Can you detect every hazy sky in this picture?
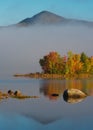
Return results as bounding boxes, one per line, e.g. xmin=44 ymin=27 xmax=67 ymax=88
xmin=0 ymin=0 xmax=93 ymax=25
xmin=0 ymin=1 xmax=93 ymax=77
xmin=0 ymin=26 xmax=93 ymax=77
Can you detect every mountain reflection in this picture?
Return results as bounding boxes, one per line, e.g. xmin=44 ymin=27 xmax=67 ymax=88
xmin=40 ymin=79 xmax=93 ymax=101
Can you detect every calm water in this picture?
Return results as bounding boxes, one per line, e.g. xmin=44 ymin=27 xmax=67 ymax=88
xmin=0 ymin=77 xmax=93 ymax=130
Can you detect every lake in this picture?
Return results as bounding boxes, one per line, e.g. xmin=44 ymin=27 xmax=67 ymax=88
xmin=0 ymin=77 xmax=93 ymax=130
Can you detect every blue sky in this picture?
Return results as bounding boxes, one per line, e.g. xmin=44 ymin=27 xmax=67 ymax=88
xmin=0 ymin=0 xmax=93 ymax=25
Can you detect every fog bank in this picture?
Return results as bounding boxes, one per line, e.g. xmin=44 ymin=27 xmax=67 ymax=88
xmin=0 ymin=26 xmax=93 ymax=77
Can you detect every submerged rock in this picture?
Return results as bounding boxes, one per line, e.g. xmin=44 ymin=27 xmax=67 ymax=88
xmin=0 ymin=90 xmax=39 ymax=101
xmin=7 ymin=90 xmax=39 ymax=99
xmin=12 ymin=95 xmax=39 ymax=99
xmin=0 ymin=91 xmax=8 ymax=99
xmin=63 ymin=88 xmax=87 ymax=104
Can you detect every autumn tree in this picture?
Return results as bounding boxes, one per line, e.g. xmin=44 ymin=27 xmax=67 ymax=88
xmin=39 ymin=51 xmax=93 ymax=75
xmin=64 ymin=51 xmax=83 ymax=74
xmin=90 ymin=56 xmax=93 ymax=73
xmin=39 ymin=51 xmax=64 ymax=74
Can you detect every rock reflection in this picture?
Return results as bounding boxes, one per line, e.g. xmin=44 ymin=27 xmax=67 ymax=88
xmin=40 ymin=80 xmax=65 ymax=100
xmin=63 ymin=89 xmax=87 ymax=104
xmin=40 ymin=79 xmax=93 ymax=101
xmin=64 ymin=79 xmax=93 ymax=96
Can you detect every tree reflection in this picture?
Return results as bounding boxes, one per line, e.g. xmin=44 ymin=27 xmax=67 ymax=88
xmin=40 ymin=80 xmax=65 ymax=100
xmin=65 ymin=79 xmax=93 ymax=96
xmin=40 ymin=79 xmax=93 ymax=101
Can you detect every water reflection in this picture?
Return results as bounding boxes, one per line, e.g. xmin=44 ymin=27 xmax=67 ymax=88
xmin=40 ymin=80 xmax=65 ymax=100
xmin=40 ymin=79 xmax=93 ymax=102
xmin=0 ymin=78 xmax=93 ymax=128
xmin=64 ymin=79 xmax=93 ymax=96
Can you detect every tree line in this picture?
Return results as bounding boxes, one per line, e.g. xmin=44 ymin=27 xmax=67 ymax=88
xmin=39 ymin=51 xmax=93 ymax=75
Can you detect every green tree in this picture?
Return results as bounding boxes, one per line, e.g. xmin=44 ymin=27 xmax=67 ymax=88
xmin=80 ymin=52 xmax=88 ymax=63
xmin=80 ymin=52 xmax=90 ymax=72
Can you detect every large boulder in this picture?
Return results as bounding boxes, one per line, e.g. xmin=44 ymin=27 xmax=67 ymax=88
xmin=63 ymin=88 xmax=87 ymax=104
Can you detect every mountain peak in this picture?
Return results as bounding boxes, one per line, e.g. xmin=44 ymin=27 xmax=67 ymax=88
xmin=18 ymin=10 xmax=66 ymax=26
xmin=18 ymin=10 xmax=93 ymax=27
xmin=34 ymin=10 xmax=65 ymax=19
xmin=38 ymin=10 xmax=52 ymax=14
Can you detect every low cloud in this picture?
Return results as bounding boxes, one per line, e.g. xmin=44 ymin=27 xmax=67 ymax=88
xmin=0 ymin=25 xmax=93 ymax=77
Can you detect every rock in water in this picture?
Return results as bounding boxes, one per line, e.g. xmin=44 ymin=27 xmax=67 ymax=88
xmin=63 ymin=88 xmax=87 ymax=104
xmin=14 ymin=90 xmax=21 ymax=96
xmin=8 ymin=90 xmax=14 ymax=96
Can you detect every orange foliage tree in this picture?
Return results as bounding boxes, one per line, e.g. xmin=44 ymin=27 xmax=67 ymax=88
xmin=39 ymin=51 xmax=93 ymax=74
xmin=39 ymin=51 xmax=64 ymax=74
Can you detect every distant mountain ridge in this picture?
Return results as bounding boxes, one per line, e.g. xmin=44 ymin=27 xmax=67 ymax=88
xmin=17 ymin=10 xmax=93 ymax=27
xmin=18 ymin=11 xmax=67 ymax=26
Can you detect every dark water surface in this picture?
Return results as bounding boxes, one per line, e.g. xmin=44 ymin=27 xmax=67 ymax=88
xmin=0 ymin=77 xmax=93 ymax=130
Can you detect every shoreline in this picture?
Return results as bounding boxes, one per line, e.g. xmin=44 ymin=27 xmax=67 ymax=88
xmin=13 ymin=73 xmax=93 ymax=79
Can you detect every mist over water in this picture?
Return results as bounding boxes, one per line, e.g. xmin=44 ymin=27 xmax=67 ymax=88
xmin=0 ymin=25 xmax=93 ymax=77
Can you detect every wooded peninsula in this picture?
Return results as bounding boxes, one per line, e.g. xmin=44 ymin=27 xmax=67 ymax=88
xmin=14 ymin=51 xmax=93 ymax=79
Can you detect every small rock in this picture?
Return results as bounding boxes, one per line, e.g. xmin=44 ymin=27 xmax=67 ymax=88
xmin=14 ymin=90 xmax=21 ymax=96
xmin=8 ymin=90 xmax=14 ymax=96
